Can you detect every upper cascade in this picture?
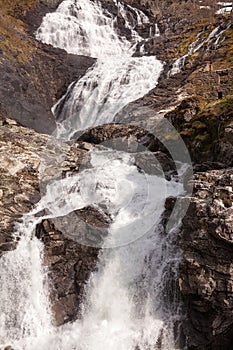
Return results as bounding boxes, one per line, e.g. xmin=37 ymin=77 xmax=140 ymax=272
xmin=36 ymin=0 xmax=163 ymax=140
xmin=36 ymin=0 xmax=138 ymax=58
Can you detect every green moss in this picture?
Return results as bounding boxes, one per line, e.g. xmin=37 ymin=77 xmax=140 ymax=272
xmin=195 ymin=133 xmax=209 ymax=142
xmin=212 ymin=27 xmax=233 ymax=69
xmin=192 ymin=121 xmax=207 ymax=129
xmin=166 ymin=94 xmax=233 ymax=163
xmin=180 ymin=129 xmax=195 ymax=137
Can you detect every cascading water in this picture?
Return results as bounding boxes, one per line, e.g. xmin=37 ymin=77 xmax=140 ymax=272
xmin=0 ymin=1 xmax=188 ymax=349
xmin=36 ymin=0 xmax=163 ymax=140
xmin=169 ymin=22 xmax=231 ymax=76
xmin=0 ymin=150 xmax=185 ymax=350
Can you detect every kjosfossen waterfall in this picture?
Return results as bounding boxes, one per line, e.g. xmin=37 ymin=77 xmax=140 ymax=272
xmin=1 ymin=0 xmax=233 ymax=349
xmin=0 ymin=0 xmax=188 ymax=349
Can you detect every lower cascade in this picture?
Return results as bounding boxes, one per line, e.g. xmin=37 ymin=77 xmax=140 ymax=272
xmin=0 ymin=150 xmax=184 ymax=349
xmin=0 ymin=0 xmax=188 ymax=349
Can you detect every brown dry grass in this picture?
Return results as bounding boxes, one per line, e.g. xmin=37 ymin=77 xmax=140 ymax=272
xmin=0 ymin=0 xmax=39 ymax=62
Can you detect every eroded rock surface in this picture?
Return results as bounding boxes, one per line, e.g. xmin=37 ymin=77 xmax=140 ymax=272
xmin=0 ymin=119 xmax=179 ymax=326
xmin=0 ymin=1 xmax=233 ymax=349
xmin=165 ymin=95 xmax=233 ymax=169
xmin=179 ymin=169 xmax=233 ymax=350
xmin=36 ymin=218 xmax=101 ymax=325
xmin=0 ymin=117 xmax=111 ymax=326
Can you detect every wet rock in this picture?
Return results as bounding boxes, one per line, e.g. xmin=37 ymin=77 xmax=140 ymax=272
xmin=78 ymin=123 xmax=157 ymax=155
xmin=0 ymin=119 xmax=87 ymax=253
xmin=179 ymin=168 xmax=233 ymax=350
xmin=78 ymin=123 xmax=177 ymax=178
xmin=35 ymin=214 xmax=108 ymax=325
xmin=0 ymin=1 xmax=233 ymax=346
xmin=40 ymin=0 xmax=62 ymax=8
xmin=225 ymin=121 xmax=233 ymax=145
xmin=0 ymin=119 xmax=109 ymax=325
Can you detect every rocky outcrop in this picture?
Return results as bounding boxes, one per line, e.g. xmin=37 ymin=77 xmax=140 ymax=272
xmin=133 ymin=2 xmax=233 ymax=115
xmin=78 ymin=123 xmax=177 ymax=179
xmin=0 ymin=118 xmax=103 ymax=324
xmin=78 ymin=123 xmax=155 ymax=147
xmin=186 ymin=68 xmax=233 ymax=101
xmin=1 ymin=0 xmax=231 ymax=134
xmin=36 ymin=218 xmax=101 ymax=325
xmin=0 ymin=119 xmax=178 ymax=326
xmin=179 ymin=168 xmax=233 ymax=350
xmin=0 ymin=51 xmax=95 ymax=133
xmin=165 ymin=95 xmax=233 ymax=168
xmin=0 ymin=117 xmax=49 ymax=251
xmin=0 ymin=115 xmax=89 ymax=242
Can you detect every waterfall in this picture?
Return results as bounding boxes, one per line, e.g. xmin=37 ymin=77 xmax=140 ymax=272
xmin=0 ymin=150 xmax=184 ymax=350
xmin=0 ymin=237 xmax=53 ymax=349
xmin=36 ymin=0 xmax=163 ymax=140
xmin=0 ymin=1 xmax=187 ymax=349
xmin=169 ymin=23 xmax=231 ymax=76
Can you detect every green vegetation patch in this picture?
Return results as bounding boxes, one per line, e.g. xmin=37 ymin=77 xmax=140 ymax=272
xmin=166 ymin=95 xmax=233 ymax=162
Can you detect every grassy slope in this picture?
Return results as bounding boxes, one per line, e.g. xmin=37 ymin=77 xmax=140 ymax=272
xmin=0 ymin=0 xmax=39 ymax=62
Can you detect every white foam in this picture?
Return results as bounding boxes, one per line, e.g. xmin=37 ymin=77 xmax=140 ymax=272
xmin=36 ymin=0 xmax=163 ymax=140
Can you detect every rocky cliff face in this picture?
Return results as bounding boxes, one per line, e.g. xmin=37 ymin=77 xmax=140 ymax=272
xmin=0 ymin=115 xmax=87 ymax=243
xmin=36 ymin=218 xmax=100 ymax=326
xmin=0 ymin=116 xmax=105 ymax=326
xmin=165 ymin=95 xmax=233 ymax=168
xmin=180 ymin=169 xmax=233 ymax=350
xmin=0 ymin=117 xmax=165 ymax=328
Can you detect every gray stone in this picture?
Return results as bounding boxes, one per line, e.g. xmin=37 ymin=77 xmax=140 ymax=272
xmin=179 ymin=168 xmax=233 ymax=350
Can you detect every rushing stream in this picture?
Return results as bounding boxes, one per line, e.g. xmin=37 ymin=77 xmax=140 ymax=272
xmin=0 ymin=1 xmax=188 ymax=349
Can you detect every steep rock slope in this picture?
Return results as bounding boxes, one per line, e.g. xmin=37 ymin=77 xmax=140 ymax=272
xmin=104 ymin=2 xmax=233 ymax=348
xmin=180 ymin=169 xmax=233 ymax=350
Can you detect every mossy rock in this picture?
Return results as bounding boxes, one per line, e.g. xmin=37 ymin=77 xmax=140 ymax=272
xmin=166 ymin=95 xmax=233 ymax=164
